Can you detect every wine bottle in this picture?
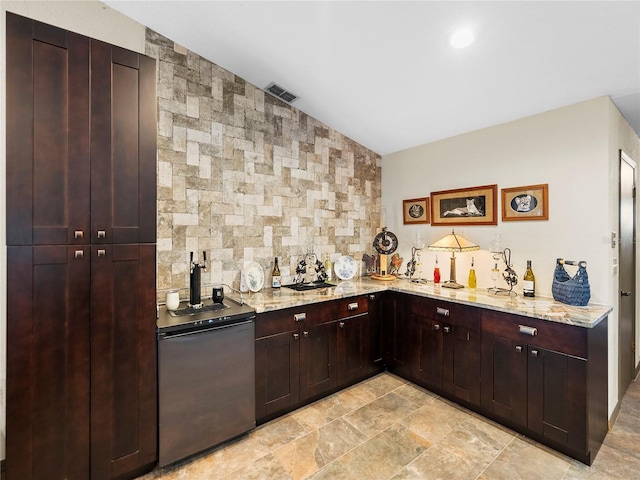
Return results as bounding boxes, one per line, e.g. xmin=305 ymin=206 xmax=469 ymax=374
xmin=523 ymin=260 xmax=535 ymax=297
xmin=272 ymin=256 xmax=281 ymax=288
xmin=468 ymin=257 xmax=477 ymax=289
xmin=324 ymin=254 xmax=333 ymax=281
xmin=433 ymin=255 xmax=441 ymax=284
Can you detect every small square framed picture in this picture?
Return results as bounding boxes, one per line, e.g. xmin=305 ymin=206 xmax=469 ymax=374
xmin=501 ymin=184 xmax=549 ymax=221
xmin=403 ymin=197 xmax=430 ymax=224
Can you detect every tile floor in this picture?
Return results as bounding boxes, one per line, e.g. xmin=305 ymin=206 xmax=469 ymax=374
xmin=140 ymin=373 xmax=640 ymax=480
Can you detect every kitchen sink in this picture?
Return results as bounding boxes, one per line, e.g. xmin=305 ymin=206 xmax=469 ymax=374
xmin=283 ymin=282 xmax=335 ymax=291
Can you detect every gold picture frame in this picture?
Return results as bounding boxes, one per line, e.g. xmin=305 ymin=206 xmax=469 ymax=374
xmin=502 ymin=184 xmax=549 ymax=221
xmin=431 ymin=184 xmax=498 ymax=226
xmin=402 ymin=197 xmax=430 ymax=224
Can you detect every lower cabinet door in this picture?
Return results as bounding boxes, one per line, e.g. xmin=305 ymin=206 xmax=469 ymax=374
xmin=300 ymin=321 xmax=337 ymax=400
xmin=337 ymin=314 xmax=368 ymax=386
xmin=255 ymin=330 xmax=301 ymax=421
xmin=528 ymin=346 xmax=587 ymax=454
xmin=90 ymin=244 xmax=157 ymax=480
xmin=413 ymin=314 xmax=443 ymax=390
xmin=480 ymin=334 xmax=528 ymax=427
xmin=7 ymin=246 xmax=91 ymax=480
xmin=443 ymin=322 xmax=481 ymax=406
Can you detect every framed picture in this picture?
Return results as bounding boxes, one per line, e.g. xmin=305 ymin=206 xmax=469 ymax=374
xmin=403 ymin=197 xmax=430 ymax=224
xmin=431 ymin=184 xmax=498 ymax=226
xmin=502 ymin=183 xmax=549 ymax=221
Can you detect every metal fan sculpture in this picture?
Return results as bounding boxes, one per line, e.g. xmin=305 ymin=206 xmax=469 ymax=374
xmin=372 ymin=227 xmax=399 ymax=281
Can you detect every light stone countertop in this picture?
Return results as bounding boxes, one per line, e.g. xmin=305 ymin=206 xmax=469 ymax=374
xmin=239 ymin=277 xmax=611 ymax=328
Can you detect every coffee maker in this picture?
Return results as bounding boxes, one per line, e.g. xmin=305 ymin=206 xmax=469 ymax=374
xmin=189 ymin=251 xmax=207 ymax=308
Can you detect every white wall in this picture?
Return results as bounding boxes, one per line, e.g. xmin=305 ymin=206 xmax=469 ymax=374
xmin=382 ymin=96 xmax=640 ymax=418
xmin=0 ymin=0 xmax=146 ymax=463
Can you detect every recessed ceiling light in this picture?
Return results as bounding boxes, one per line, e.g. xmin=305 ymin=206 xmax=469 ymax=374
xmin=448 ymin=28 xmax=477 ymax=49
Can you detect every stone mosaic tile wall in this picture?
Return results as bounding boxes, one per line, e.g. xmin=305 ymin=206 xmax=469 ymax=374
xmin=145 ymin=29 xmax=382 ymax=299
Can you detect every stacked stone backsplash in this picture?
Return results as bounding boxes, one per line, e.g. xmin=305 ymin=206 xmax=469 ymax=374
xmin=145 ymin=29 xmax=382 ymax=302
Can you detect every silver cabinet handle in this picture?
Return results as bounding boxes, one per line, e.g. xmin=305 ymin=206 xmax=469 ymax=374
xmin=74 ymin=250 xmax=84 ymax=259
xmin=97 ymin=230 xmax=106 ymax=239
xmin=515 ymin=345 xmax=523 ymax=353
xmin=369 ymin=294 xmax=375 ymax=300
xmin=443 ymin=325 xmax=451 ymax=334
xmin=531 ymin=349 xmax=538 ymax=358
xmin=519 ymin=325 xmax=538 ymax=336
xmin=97 ymin=249 xmax=106 ymax=257
xmin=433 ymin=323 xmax=440 ymax=331
xmin=436 ymin=307 xmax=450 ymax=316
xmin=621 ymin=291 xmax=632 ymax=297
xmin=339 ymin=321 xmax=345 ymax=328
xmin=348 ymin=302 xmax=359 ymax=311
xmin=74 ymin=230 xmax=84 ymax=239
xmin=302 ymin=331 xmax=309 ymax=337
xmin=294 ymin=313 xmax=306 ymax=322
xmin=293 ymin=333 xmax=300 ymax=340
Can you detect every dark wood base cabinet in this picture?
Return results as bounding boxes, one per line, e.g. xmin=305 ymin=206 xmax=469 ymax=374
xmin=385 ymin=291 xmax=608 ymax=466
xmin=255 ymin=295 xmax=380 ymax=423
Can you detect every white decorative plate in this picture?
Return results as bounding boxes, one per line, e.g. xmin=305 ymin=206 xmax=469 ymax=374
xmin=245 ymin=261 xmax=265 ymax=292
xmin=334 ymin=255 xmax=357 ymax=280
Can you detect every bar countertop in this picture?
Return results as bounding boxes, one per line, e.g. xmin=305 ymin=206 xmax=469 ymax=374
xmin=239 ymin=277 xmax=611 ymax=328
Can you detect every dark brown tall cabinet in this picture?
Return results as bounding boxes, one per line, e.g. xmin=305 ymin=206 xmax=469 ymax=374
xmin=6 ymin=13 xmax=158 ymax=480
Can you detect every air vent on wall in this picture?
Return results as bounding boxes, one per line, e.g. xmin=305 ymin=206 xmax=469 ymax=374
xmin=264 ymin=82 xmax=298 ymax=104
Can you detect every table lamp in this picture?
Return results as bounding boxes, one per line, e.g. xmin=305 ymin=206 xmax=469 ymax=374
xmin=427 ymin=229 xmax=479 ymax=288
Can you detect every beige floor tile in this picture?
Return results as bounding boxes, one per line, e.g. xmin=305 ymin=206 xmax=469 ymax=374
xmin=392 ymin=382 xmax=438 ymax=407
xmin=392 ymin=445 xmax=486 ymax=480
xmin=339 ymin=423 xmax=431 ymax=480
xmin=343 ymin=391 xmax=420 ymax=437
xmin=478 ymin=436 xmax=572 ymax=480
xmin=400 ymin=397 xmax=470 ymax=445
xmin=564 ymin=443 xmax=640 ymax=480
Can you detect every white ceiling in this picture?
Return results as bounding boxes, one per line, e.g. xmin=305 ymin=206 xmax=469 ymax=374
xmin=103 ymin=1 xmax=640 ymax=156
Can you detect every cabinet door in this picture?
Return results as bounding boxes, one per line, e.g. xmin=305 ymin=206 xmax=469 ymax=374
xmin=300 ymin=321 xmax=337 ymax=400
xmin=412 ymin=314 xmax=443 ymax=390
xmin=528 ymin=346 xmax=587 ymax=454
xmin=90 ymin=244 xmax=157 ymax=479
xmin=6 ymin=13 xmax=90 ymax=246
xmin=7 ymin=245 xmax=91 ymax=480
xmin=386 ymin=294 xmax=413 ymax=378
xmin=443 ymin=322 xmax=481 ymax=406
xmin=255 ymin=330 xmax=301 ymax=421
xmin=480 ymin=334 xmax=527 ymax=427
xmin=91 ymin=41 xmax=157 ymax=245
xmin=368 ymin=292 xmax=385 ymax=373
xmin=337 ymin=313 xmax=368 ymax=386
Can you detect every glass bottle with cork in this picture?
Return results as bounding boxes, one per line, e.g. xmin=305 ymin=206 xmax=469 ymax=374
xmin=272 ymin=256 xmax=281 ymax=288
xmin=523 ymin=260 xmax=535 ymax=297
xmin=433 ymin=255 xmax=441 ymax=284
xmin=468 ymin=257 xmax=477 ymax=289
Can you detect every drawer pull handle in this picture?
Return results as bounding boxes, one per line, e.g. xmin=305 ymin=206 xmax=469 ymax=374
xmin=515 ymin=345 xmax=523 ymax=353
xmin=518 ymin=325 xmax=538 ymax=336
xmin=97 ymin=249 xmax=106 ymax=257
xmin=339 ymin=321 xmax=345 ymax=328
xmin=294 ymin=313 xmax=306 ymax=322
xmin=74 ymin=230 xmax=84 ymax=239
xmin=74 ymin=250 xmax=84 ymax=259
xmin=348 ymin=302 xmax=359 ymax=311
xmin=436 ymin=307 xmax=450 ymax=316
xmin=97 ymin=230 xmax=106 ymax=239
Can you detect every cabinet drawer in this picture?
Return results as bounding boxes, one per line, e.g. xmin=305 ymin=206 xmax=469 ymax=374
xmin=256 ymin=301 xmax=336 ymax=338
xmin=481 ymin=310 xmax=587 ymax=358
xmin=336 ymin=296 xmax=369 ymax=318
xmin=412 ymin=296 xmax=480 ymax=330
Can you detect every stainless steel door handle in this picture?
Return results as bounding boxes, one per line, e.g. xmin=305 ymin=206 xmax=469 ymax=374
xmin=515 ymin=345 xmax=523 ymax=353
xmin=443 ymin=325 xmax=451 ymax=334
xmin=293 ymin=333 xmax=300 ymax=340
xmin=302 ymin=331 xmax=309 ymax=337
xmin=339 ymin=322 xmax=345 ymax=328
xmin=433 ymin=324 xmax=440 ymax=331
xmin=348 ymin=302 xmax=359 ymax=311
xmin=531 ymin=349 xmax=539 ymax=358
xmin=519 ymin=325 xmax=538 ymax=336
xmin=436 ymin=307 xmax=450 ymax=316
xmin=294 ymin=313 xmax=306 ymax=322
xmin=621 ymin=291 xmax=632 ymax=297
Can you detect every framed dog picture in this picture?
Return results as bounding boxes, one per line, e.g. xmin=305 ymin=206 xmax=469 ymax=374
xmin=502 ymin=184 xmax=549 ymax=221
xmin=403 ymin=197 xmax=430 ymax=224
xmin=431 ymin=184 xmax=498 ymax=226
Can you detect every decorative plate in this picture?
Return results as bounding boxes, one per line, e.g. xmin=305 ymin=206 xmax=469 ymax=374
xmin=245 ymin=261 xmax=265 ymax=292
xmin=334 ymin=255 xmax=357 ymax=280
